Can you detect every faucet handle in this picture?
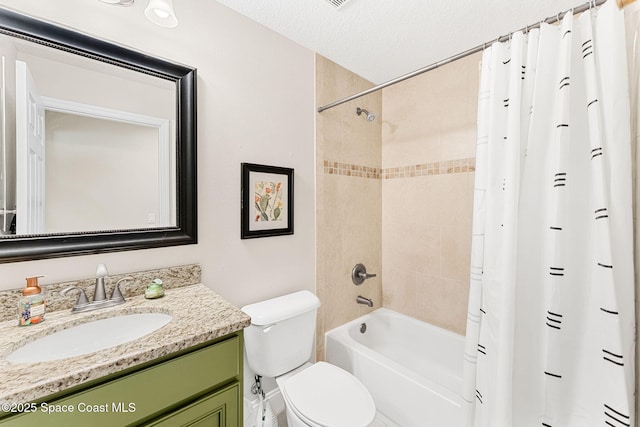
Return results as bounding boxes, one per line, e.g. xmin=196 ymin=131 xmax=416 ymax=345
xmin=96 ymin=263 xmax=109 ymax=278
xmin=351 ymin=263 xmax=377 ymax=285
xmin=61 ymin=286 xmax=90 ymax=311
xmin=110 ymin=276 xmax=133 ymax=302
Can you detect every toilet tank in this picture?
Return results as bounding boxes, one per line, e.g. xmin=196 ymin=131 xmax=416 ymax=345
xmin=242 ymin=291 xmax=321 ymax=378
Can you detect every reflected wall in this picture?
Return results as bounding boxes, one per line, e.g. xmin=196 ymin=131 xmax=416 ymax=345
xmin=0 ymin=34 xmax=176 ymax=235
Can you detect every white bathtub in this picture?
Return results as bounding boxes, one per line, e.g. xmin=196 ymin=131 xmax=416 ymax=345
xmin=325 ymin=308 xmax=465 ymax=427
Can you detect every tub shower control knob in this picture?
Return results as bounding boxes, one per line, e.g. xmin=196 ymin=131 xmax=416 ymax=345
xmin=352 ymin=263 xmax=377 ymax=285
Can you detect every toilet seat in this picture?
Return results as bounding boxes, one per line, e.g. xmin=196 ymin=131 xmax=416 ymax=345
xmin=281 ymin=362 xmax=376 ymax=427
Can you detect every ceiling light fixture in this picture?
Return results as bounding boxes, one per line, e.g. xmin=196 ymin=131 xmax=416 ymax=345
xmin=144 ymin=0 xmax=178 ymax=28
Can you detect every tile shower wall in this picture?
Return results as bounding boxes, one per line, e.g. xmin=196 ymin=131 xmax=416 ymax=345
xmin=316 ymin=52 xmax=479 ymax=355
xmin=381 ymin=53 xmax=481 ymax=335
xmin=315 ymin=55 xmax=382 ymax=360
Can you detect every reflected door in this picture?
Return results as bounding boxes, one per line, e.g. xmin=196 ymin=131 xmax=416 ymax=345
xmin=16 ymin=60 xmax=45 ymax=234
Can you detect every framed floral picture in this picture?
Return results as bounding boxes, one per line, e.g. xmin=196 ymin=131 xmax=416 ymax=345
xmin=241 ymin=163 xmax=294 ymax=239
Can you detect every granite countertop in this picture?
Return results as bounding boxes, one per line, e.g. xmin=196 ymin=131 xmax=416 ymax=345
xmin=0 ymin=284 xmax=251 ymax=405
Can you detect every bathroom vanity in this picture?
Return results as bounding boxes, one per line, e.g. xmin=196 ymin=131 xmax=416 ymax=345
xmin=0 ymin=283 xmax=250 ymax=426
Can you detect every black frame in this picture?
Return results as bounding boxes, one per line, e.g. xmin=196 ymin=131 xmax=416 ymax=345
xmin=0 ymin=7 xmax=197 ymax=263
xmin=241 ymin=163 xmax=294 ymax=239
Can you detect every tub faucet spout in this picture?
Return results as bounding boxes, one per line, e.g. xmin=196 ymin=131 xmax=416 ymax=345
xmin=356 ymin=295 xmax=373 ymax=307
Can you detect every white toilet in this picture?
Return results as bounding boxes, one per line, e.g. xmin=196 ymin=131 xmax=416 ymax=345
xmin=242 ymin=290 xmax=376 ymax=427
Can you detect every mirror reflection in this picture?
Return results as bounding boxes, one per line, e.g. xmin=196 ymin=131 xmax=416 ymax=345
xmin=0 ymin=34 xmax=177 ymax=236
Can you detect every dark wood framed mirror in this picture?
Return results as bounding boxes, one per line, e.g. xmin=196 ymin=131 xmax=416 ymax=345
xmin=0 ymin=7 xmax=197 ymax=263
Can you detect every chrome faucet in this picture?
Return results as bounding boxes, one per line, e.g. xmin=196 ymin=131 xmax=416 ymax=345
xmin=61 ymin=264 xmax=132 ymax=313
xmin=356 ymin=295 xmax=374 ymax=307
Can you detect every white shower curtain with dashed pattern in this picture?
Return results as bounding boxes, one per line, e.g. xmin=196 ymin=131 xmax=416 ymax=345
xmin=462 ymin=1 xmax=635 ymax=426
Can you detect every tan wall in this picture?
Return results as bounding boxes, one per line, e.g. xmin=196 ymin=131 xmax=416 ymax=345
xmin=381 ymin=53 xmax=480 ymax=335
xmin=315 ymin=55 xmax=382 ymax=360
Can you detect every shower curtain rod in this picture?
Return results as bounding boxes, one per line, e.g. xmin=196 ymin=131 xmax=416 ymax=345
xmin=317 ymin=0 xmax=630 ymax=113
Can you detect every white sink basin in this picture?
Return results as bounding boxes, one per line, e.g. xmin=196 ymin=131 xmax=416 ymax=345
xmin=6 ymin=312 xmax=172 ymax=363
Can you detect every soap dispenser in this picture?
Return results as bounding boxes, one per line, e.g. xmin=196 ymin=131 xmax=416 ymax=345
xmin=18 ymin=275 xmax=46 ymax=326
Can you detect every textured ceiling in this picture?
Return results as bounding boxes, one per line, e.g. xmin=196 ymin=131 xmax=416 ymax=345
xmin=214 ymin=0 xmax=590 ymax=84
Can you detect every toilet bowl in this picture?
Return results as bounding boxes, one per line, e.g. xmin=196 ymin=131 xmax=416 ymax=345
xmin=242 ymin=291 xmax=376 ymax=427
xmin=276 ymin=362 xmax=376 ymax=427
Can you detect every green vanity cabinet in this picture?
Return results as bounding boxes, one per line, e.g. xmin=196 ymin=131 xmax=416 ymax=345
xmin=0 ymin=332 xmax=243 ymax=427
xmin=147 ymin=383 xmax=238 ymax=427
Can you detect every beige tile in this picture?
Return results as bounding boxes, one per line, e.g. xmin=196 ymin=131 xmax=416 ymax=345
xmin=316 ymin=53 xmax=384 ymax=351
xmin=381 ymin=51 xmax=481 ymax=169
xmin=316 ymin=55 xmax=362 ymax=106
xmin=315 ymin=301 xmax=326 ymax=361
xmin=440 ymin=123 xmax=477 ymax=161
xmin=407 ymin=175 xmax=442 ymax=226
xmin=383 ymin=220 xmax=441 ymax=276
xmin=382 ymin=266 xmax=417 ymax=316
xmin=378 ymin=54 xmax=477 ymax=336
xmin=343 ymin=104 xmax=382 ymax=167
xmin=441 ymin=223 xmax=472 ymax=282
xmin=435 ymin=173 xmax=474 ymax=229
xmin=415 ymin=275 xmax=468 ymax=335
xmin=381 ymin=122 xmax=442 ymax=169
xmin=323 ymin=270 xmax=357 ymax=332
xmin=316 ymin=179 xmax=344 ymax=274
xmin=316 ymin=338 xmax=325 ymax=362
xmin=317 ymin=48 xmax=479 ymax=340
xmin=316 ymin=108 xmax=343 ymax=160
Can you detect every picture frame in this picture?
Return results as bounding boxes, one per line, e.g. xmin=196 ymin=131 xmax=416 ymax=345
xmin=241 ymin=163 xmax=294 ymax=239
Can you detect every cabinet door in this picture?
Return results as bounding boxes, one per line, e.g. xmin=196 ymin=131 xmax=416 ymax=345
xmin=147 ymin=383 xmax=239 ymax=427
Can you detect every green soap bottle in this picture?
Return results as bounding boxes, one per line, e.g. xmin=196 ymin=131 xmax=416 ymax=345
xmin=18 ymin=275 xmax=46 ymax=326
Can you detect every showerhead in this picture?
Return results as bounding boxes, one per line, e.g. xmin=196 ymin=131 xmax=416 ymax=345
xmin=356 ymin=107 xmax=376 ymax=122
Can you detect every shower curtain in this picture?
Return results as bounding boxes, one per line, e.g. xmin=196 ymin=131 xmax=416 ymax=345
xmin=462 ymin=1 xmax=635 ymax=426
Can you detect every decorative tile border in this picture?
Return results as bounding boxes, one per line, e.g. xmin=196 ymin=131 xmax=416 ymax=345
xmin=384 ymin=157 xmax=476 ymax=179
xmin=323 ymin=158 xmax=475 ymax=180
xmin=323 ymin=160 xmax=382 ymax=179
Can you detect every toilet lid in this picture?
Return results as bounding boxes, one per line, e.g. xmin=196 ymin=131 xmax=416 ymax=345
xmin=282 ymin=362 xmax=376 ymax=427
